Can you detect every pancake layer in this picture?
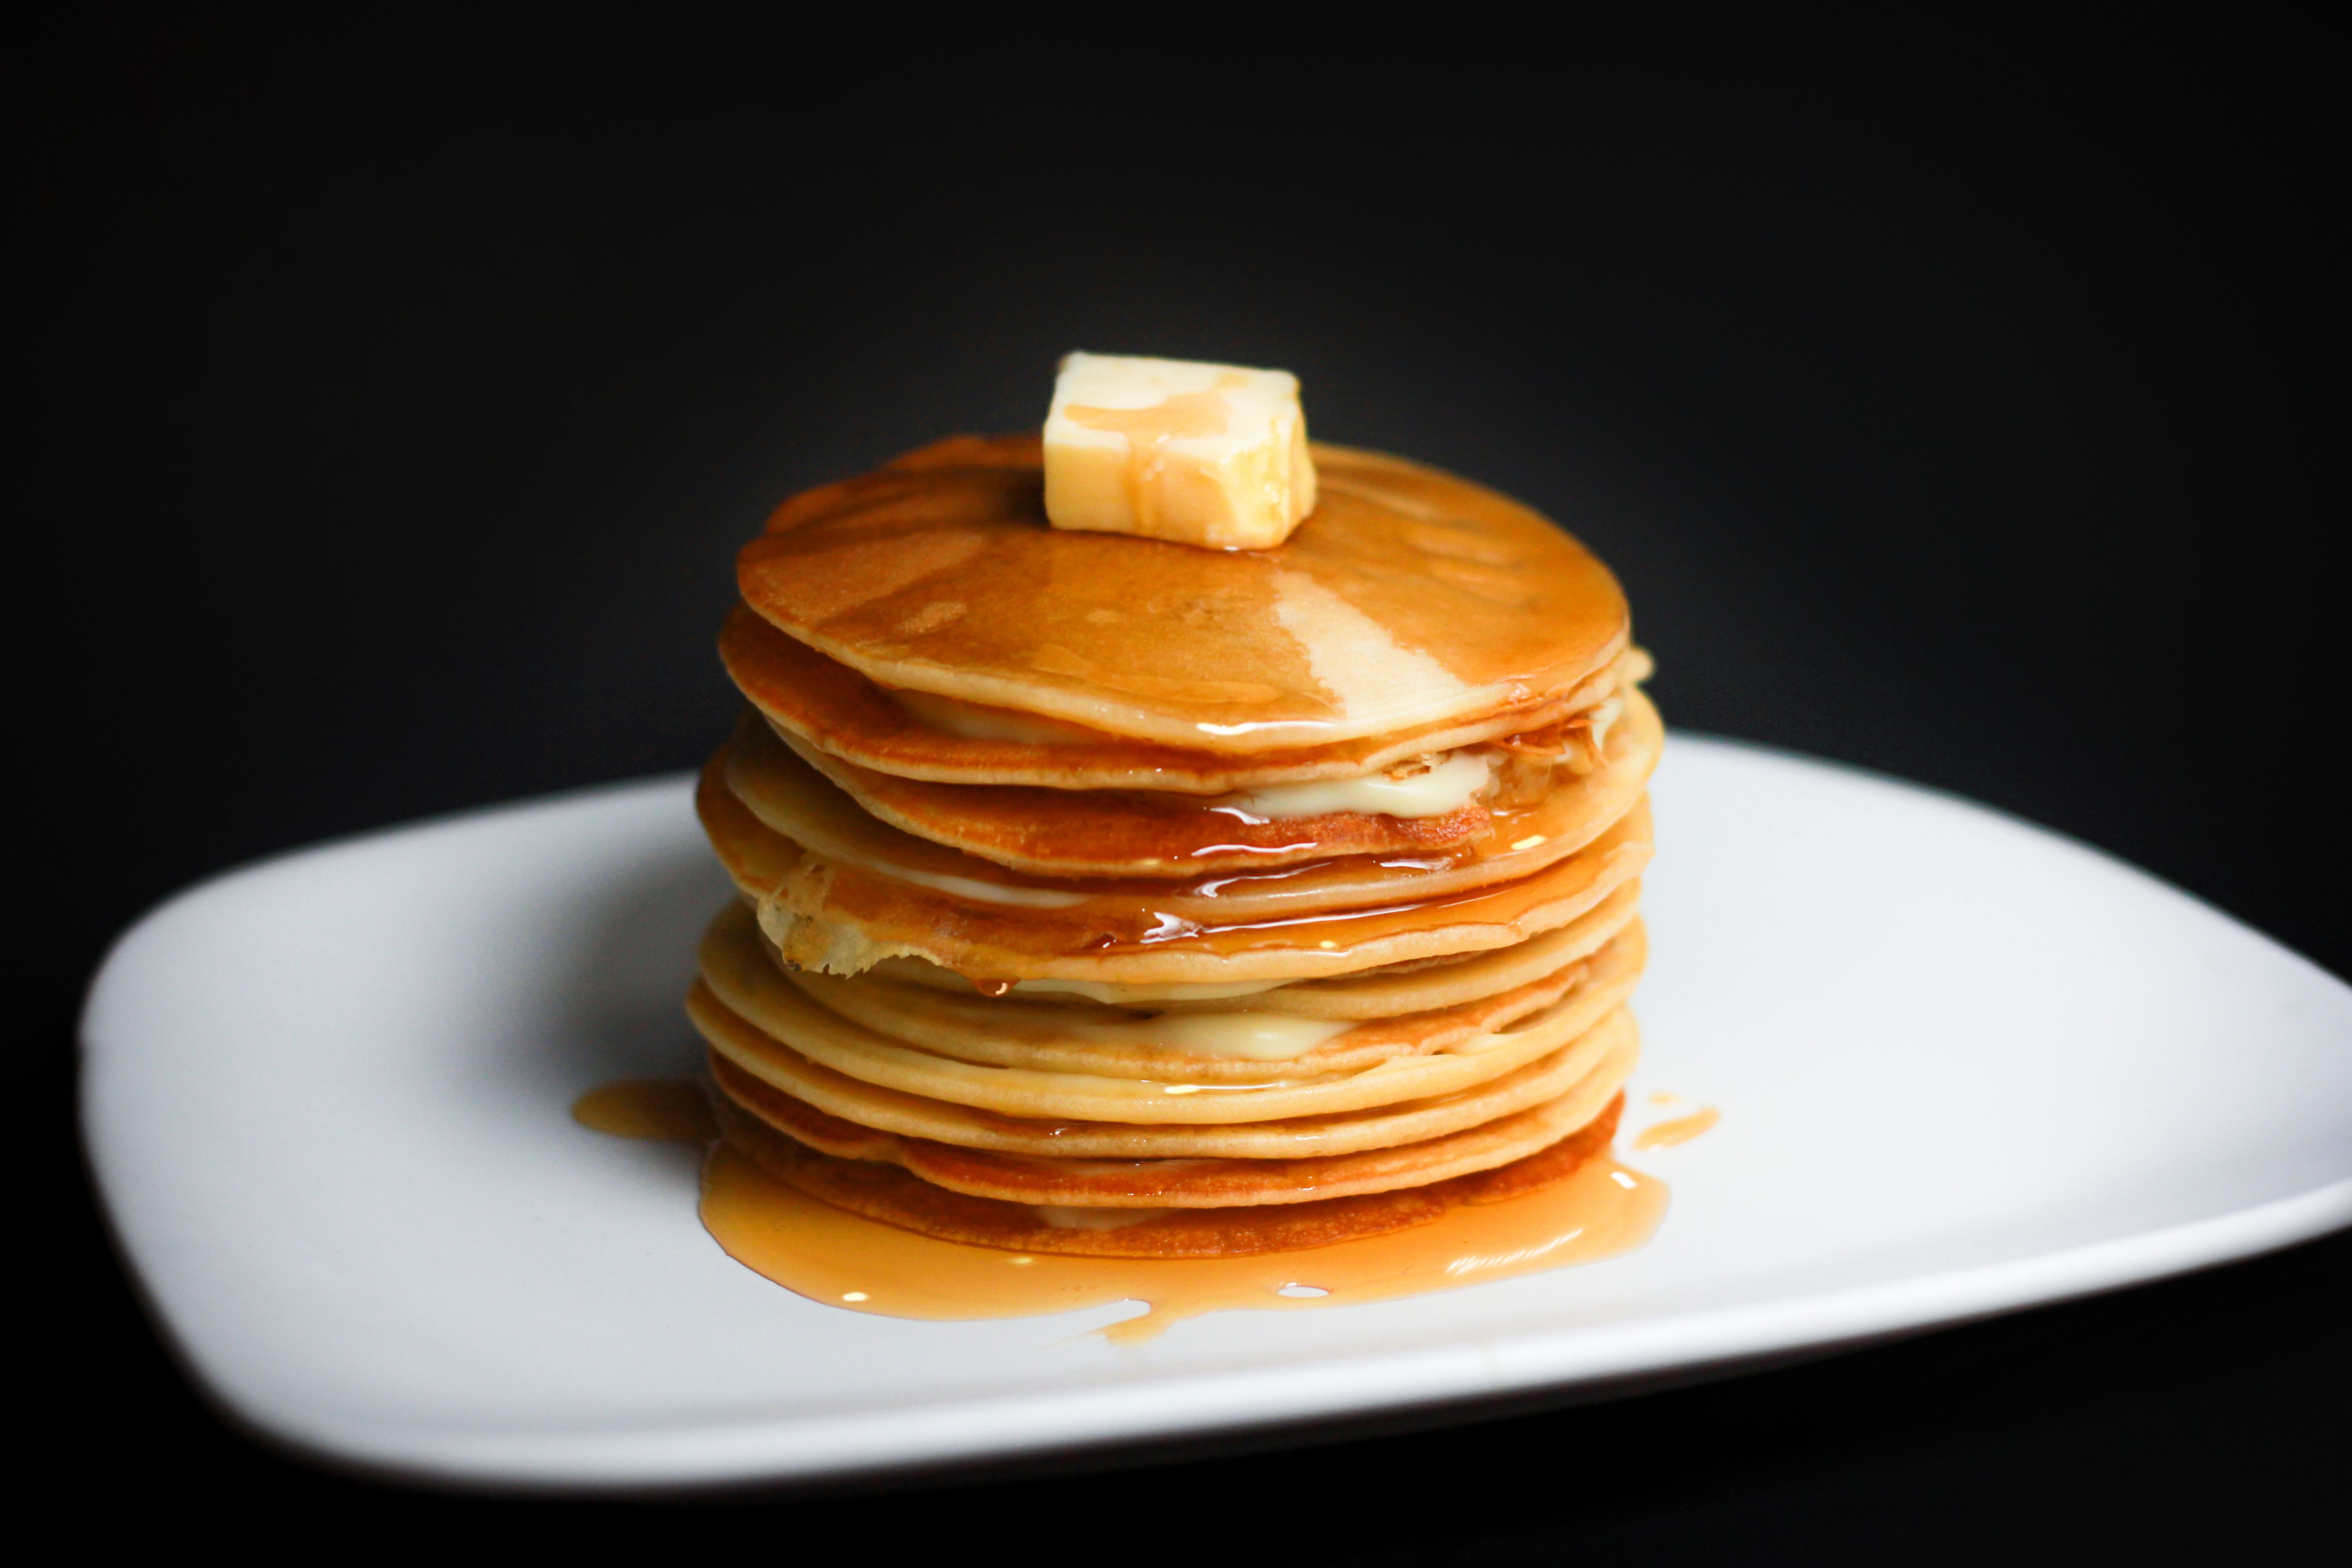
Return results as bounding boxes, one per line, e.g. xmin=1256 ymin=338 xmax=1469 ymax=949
xmin=710 ymin=1036 xmax=1632 ymax=1208
xmin=689 ymin=977 xmax=1637 ymax=1160
xmin=723 ymin=600 xmax=1649 ymax=793
xmin=865 ymin=877 xmax=1644 ymax=1016
xmin=737 ymin=436 xmax=1630 ymax=753
xmin=723 ymin=687 xmax=1660 ymax=910
xmin=687 ymin=435 xmax=1659 ymax=1258
xmin=715 ymin=1080 xmax=1628 ymax=1258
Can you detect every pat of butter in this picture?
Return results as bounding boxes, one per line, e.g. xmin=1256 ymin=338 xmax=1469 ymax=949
xmin=1044 ymin=352 xmax=1317 ymax=550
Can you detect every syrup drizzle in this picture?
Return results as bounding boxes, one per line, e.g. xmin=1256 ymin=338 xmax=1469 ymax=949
xmin=574 ymin=1079 xmax=1669 ymax=1342
xmin=1633 ymin=1107 xmax=1720 ymax=1149
xmin=1064 ymin=378 xmax=1250 ymax=531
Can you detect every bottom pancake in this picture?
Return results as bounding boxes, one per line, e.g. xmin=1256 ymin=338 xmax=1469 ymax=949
xmin=709 ymin=1013 xmax=1634 ymax=1206
xmin=713 ymin=1083 xmax=1627 ymax=1259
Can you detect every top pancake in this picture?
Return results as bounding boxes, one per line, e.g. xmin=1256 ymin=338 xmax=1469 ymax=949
xmin=737 ymin=435 xmax=1630 ymax=755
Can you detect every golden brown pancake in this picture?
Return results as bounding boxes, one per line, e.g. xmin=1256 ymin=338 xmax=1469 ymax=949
xmin=730 ymin=783 xmax=1652 ymax=984
xmin=759 ymin=914 xmax=1648 ymax=1083
xmin=719 ymin=691 xmax=1661 ymax=912
xmin=773 ymin=725 xmax=1489 ymax=876
xmin=712 ymin=1074 xmax=1627 ymax=1258
xmin=708 ymin=1032 xmax=1630 ymax=1208
xmin=686 ymin=430 xmax=1658 ymax=1262
xmin=866 ymin=877 xmax=1644 ymax=1018
xmin=760 ymin=681 xmax=1656 ymax=878
xmin=696 ymin=747 xmax=1647 ymax=1002
xmin=735 ymin=436 xmax=1630 ymax=754
xmin=689 ymin=977 xmax=1637 ymax=1159
xmin=698 ymin=902 xmax=1640 ymax=1122
xmin=721 ymin=601 xmax=1645 ymax=793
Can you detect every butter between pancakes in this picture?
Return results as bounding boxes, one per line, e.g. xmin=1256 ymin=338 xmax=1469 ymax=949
xmin=679 ymin=379 xmax=1663 ymax=1278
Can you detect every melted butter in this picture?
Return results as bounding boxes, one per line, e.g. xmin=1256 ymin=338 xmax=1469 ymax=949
xmin=926 ymin=1006 xmax=1354 ymax=1067
xmin=575 ymin=1078 xmax=1668 ymax=1343
xmin=776 ymin=1015 xmax=1322 ymax=1105
xmin=1633 ymin=1107 xmax=1720 ymax=1148
xmin=701 ymin=1141 xmax=1667 ymax=1342
xmin=1062 ymin=1010 xmax=1353 ymax=1062
xmin=870 ymin=958 xmax=1286 ymax=1005
xmin=1585 ymin=695 xmax=1625 ymax=756
xmin=1217 ymin=750 xmax=1495 ymax=821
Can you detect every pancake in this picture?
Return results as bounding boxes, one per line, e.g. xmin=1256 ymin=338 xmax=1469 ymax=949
xmin=688 ymin=976 xmax=1637 ymax=1159
xmin=720 ymin=687 xmax=1662 ymax=909
xmin=691 ymin=752 xmax=1656 ymax=1006
xmin=729 ymin=784 xmax=1652 ymax=984
xmin=735 ymin=436 xmax=1630 ymax=754
xmin=761 ymin=679 xmax=1656 ymax=878
xmin=774 ymin=724 xmax=1489 ymax=876
xmin=722 ymin=600 xmax=1648 ymax=793
xmin=712 ymin=1076 xmax=1628 ymax=1258
xmin=697 ymin=749 xmax=799 ymax=890
xmin=681 ymin=422 xmax=1659 ymax=1268
xmin=708 ymin=1024 xmax=1632 ymax=1208
xmin=865 ymin=877 xmax=1644 ymax=1017
xmin=698 ymin=901 xmax=1642 ymax=1122
xmin=774 ymin=919 xmax=1648 ymax=1083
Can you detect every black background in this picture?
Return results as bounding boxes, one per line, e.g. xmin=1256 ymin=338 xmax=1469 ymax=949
xmin=16 ymin=10 xmax=2347 ymax=1559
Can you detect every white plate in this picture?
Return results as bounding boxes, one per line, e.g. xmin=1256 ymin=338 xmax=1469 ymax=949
xmin=82 ymin=737 xmax=2352 ymax=1490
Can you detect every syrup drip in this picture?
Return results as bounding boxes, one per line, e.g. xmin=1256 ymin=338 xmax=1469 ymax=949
xmin=575 ymin=1079 xmax=1669 ymax=1342
xmin=572 ymin=1079 xmax=717 ymax=1142
xmin=1633 ymin=1107 xmax=1720 ymax=1149
xmin=1064 ymin=377 xmax=1249 ymax=530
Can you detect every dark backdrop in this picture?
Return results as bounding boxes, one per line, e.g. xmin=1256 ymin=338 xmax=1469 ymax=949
xmin=17 ymin=11 xmax=2347 ymax=1559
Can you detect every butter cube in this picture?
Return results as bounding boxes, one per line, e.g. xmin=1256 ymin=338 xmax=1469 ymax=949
xmin=1044 ymin=352 xmax=1317 ymax=550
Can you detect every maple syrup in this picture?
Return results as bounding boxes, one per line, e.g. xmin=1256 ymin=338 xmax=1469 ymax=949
xmin=575 ymin=1079 xmax=1667 ymax=1342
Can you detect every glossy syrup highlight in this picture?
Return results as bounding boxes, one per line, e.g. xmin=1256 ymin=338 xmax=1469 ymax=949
xmin=575 ymin=1079 xmax=1668 ymax=1342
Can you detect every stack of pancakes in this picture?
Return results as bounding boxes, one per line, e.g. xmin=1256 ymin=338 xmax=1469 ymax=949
xmin=688 ymin=434 xmax=1660 ymax=1259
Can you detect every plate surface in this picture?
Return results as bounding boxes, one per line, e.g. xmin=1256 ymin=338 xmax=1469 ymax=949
xmin=82 ymin=737 xmax=2352 ymax=1488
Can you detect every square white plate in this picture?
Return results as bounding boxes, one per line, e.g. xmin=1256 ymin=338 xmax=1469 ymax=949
xmin=82 ymin=736 xmax=2352 ymax=1489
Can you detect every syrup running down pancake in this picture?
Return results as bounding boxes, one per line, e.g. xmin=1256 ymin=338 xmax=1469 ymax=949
xmin=680 ymin=428 xmax=1660 ymax=1274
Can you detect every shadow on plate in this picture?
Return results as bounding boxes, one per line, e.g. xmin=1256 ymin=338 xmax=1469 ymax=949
xmin=518 ymin=828 xmax=730 ymax=1109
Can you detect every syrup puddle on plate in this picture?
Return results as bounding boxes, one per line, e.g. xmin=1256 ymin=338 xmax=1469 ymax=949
xmin=577 ymin=1079 xmax=1670 ymax=1342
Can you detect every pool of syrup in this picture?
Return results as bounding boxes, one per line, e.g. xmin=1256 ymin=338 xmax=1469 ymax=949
xmin=577 ymin=1079 xmax=1671 ymax=1342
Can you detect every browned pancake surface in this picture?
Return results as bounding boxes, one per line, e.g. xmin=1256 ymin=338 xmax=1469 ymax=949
xmin=714 ymin=1080 xmax=1625 ymax=1258
xmin=711 ymin=1049 xmax=1626 ymax=1207
xmin=735 ymin=436 xmax=1630 ymax=754
xmin=866 ymin=878 xmax=1644 ymax=1018
xmin=777 ymin=727 xmax=1489 ymax=875
xmin=729 ymin=779 xmax=1653 ymax=984
xmin=719 ymin=692 xmax=1660 ymax=921
xmin=781 ymin=918 xmax=1646 ymax=1082
xmin=721 ymin=602 xmax=1635 ymax=793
